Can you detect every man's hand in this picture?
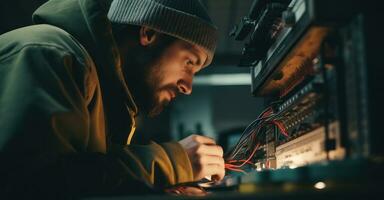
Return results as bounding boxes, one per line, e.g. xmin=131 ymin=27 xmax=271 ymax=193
xmin=178 ymin=134 xmax=225 ymax=181
xmin=165 ymin=186 xmax=207 ymax=196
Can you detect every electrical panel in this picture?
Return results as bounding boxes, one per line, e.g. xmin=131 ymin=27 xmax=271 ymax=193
xmin=204 ymin=0 xmax=384 ymax=193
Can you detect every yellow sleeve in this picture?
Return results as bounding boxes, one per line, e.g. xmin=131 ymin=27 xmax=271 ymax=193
xmin=110 ymin=141 xmax=194 ymax=188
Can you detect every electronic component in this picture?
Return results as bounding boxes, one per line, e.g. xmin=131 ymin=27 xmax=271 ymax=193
xmin=275 ymin=121 xmax=345 ymax=169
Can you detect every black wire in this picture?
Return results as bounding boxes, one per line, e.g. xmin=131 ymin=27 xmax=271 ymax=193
xmin=225 ymin=101 xmax=286 ymax=162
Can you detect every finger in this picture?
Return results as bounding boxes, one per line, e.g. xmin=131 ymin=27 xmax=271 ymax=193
xmin=192 ymin=135 xmax=216 ymax=145
xmin=196 ymin=155 xmax=225 ymax=167
xmin=179 ymin=187 xmax=207 ymax=196
xmin=196 ymin=144 xmax=224 ymax=157
xmin=201 ymin=164 xmax=225 ymax=181
xmin=211 ymin=174 xmax=221 ymax=182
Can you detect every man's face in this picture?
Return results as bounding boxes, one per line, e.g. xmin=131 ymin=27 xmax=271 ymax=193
xmin=127 ymin=38 xmax=208 ymax=117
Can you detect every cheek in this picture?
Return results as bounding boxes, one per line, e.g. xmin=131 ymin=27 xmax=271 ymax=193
xmin=152 ymin=64 xmax=182 ymax=89
xmin=156 ymin=90 xmax=169 ymax=99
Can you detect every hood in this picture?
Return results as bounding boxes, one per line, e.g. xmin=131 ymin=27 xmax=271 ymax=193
xmin=32 ymin=0 xmax=138 ymax=115
xmin=32 ymin=0 xmax=138 ymax=144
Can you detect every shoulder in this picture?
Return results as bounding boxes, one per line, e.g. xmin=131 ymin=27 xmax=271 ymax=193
xmin=0 ymin=24 xmax=99 ymax=103
xmin=0 ymin=24 xmax=92 ymax=68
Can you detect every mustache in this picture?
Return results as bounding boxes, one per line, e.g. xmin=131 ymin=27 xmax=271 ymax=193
xmin=158 ymin=84 xmax=180 ymax=98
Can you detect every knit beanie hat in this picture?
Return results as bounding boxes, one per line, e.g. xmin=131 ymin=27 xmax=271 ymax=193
xmin=107 ymin=0 xmax=218 ymax=66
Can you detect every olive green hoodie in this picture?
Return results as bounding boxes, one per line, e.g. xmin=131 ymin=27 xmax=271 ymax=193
xmin=0 ymin=0 xmax=193 ymax=197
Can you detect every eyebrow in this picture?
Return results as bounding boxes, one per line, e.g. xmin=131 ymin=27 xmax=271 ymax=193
xmin=184 ymin=43 xmax=207 ymax=67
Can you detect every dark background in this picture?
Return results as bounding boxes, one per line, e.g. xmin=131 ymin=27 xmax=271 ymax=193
xmin=0 ymin=0 xmax=48 ymax=34
xmin=0 ymin=0 xmax=263 ymax=145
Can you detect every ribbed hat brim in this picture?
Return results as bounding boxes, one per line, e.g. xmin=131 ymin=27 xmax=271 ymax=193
xmin=108 ymin=0 xmax=218 ymax=66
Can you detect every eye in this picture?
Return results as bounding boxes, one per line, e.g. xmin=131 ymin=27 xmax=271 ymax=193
xmin=187 ymin=59 xmax=194 ymax=66
xmin=187 ymin=59 xmax=193 ymax=65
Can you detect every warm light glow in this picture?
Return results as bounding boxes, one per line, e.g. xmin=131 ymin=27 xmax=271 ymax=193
xmin=312 ymin=58 xmax=319 ymax=64
xmin=194 ymin=74 xmax=251 ymax=86
xmin=289 ymin=165 xmax=298 ymax=169
xmin=314 ymin=181 xmax=326 ymax=190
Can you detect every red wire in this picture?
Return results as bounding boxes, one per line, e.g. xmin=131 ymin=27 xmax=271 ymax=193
xmin=226 ymin=107 xmax=274 ymax=161
xmin=261 ymin=108 xmax=273 ymax=118
xmin=225 ymin=143 xmax=260 ymax=168
xmin=225 ymin=163 xmax=238 ymax=167
xmin=227 ymin=160 xmax=254 ymax=165
xmin=271 ymin=120 xmax=289 ymax=137
xmin=225 ymin=166 xmax=246 ymax=174
xmin=225 ymin=109 xmax=289 ymax=172
xmin=224 ymin=163 xmax=252 ymax=169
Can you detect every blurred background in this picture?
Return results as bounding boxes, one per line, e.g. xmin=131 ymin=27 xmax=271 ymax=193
xmin=0 ymin=0 xmax=264 ymax=151
xmin=134 ymin=0 xmax=265 ymax=151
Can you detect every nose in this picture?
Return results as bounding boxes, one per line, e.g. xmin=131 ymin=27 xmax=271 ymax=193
xmin=177 ymin=79 xmax=193 ymax=95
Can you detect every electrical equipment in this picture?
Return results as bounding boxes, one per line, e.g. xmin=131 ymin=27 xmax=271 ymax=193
xmin=222 ymin=0 xmax=384 ymax=190
xmin=275 ymin=121 xmax=345 ymax=169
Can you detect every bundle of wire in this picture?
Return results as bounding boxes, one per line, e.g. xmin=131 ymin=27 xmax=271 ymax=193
xmin=224 ymin=106 xmax=289 ymax=174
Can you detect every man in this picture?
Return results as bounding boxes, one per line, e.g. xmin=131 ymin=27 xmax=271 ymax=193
xmin=0 ymin=0 xmax=224 ymax=198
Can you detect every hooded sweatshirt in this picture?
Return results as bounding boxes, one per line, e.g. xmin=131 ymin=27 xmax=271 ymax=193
xmin=0 ymin=0 xmax=193 ymax=197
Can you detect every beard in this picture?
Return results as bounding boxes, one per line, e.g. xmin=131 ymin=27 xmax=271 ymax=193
xmin=126 ymin=65 xmax=177 ymax=117
xmin=123 ymin=56 xmax=161 ymax=117
xmin=122 ymin=39 xmax=176 ymax=117
xmin=146 ymin=84 xmax=179 ymax=117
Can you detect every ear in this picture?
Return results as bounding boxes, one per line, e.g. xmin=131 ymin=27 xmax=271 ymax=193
xmin=139 ymin=26 xmax=158 ymax=46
